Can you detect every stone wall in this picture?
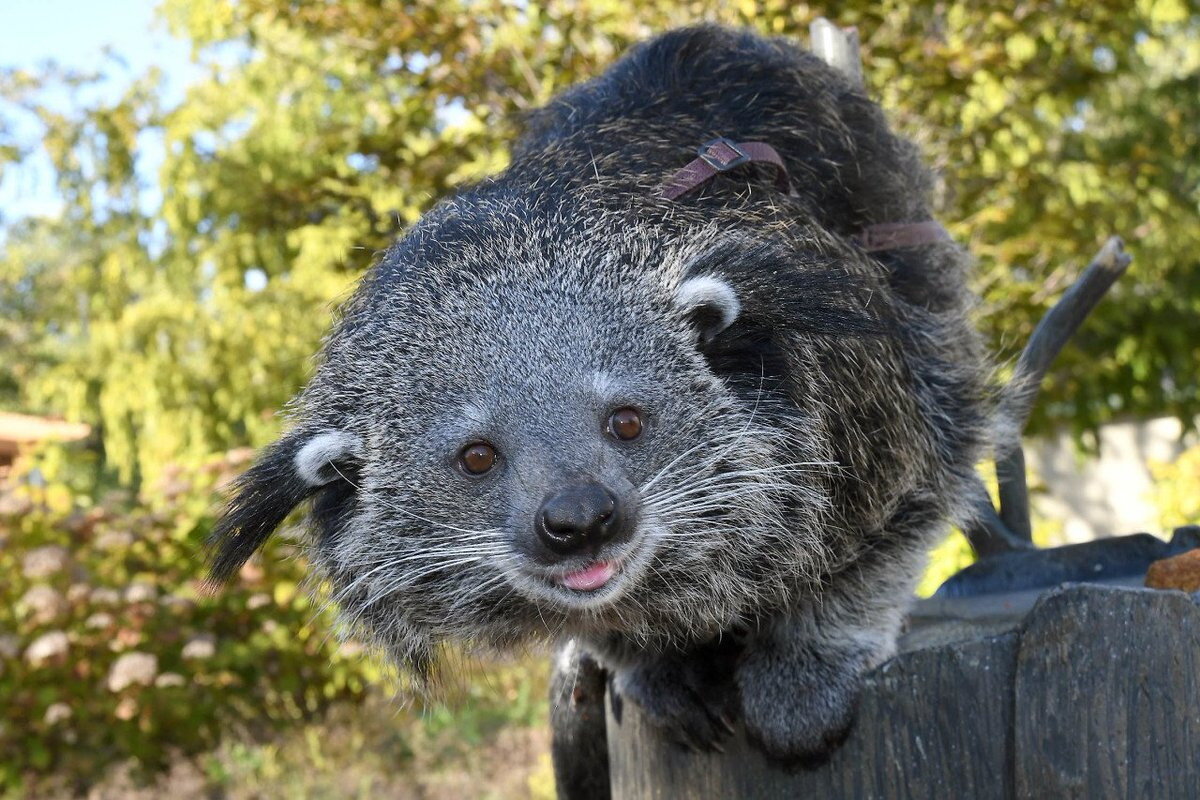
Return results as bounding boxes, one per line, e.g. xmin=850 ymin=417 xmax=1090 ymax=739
xmin=1026 ymin=415 xmax=1196 ymax=543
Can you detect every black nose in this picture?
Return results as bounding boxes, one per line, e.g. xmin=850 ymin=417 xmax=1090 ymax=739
xmin=537 ymin=482 xmax=621 ymax=555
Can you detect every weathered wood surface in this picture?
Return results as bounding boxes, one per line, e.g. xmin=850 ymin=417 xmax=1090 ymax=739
xmin=1014 ymin=588 xmax=1200 ymax=800
xmin=606 ymin=585 xmax=1200 ymax=799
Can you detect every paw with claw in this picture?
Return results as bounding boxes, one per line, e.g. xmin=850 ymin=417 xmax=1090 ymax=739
xmin=612 ymin=653 xmax=739 ymax=753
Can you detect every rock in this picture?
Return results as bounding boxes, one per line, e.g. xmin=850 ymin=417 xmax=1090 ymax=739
xmin=247 ymin=592 xmax=272 ymax=610
xmin=25 ymin=631 xmax=70 ymax=665
xmin=107 ymin=652 xmax=158 ymax=692
xmin=1146 ymin=548 xmax=1200 ymax=593
xmin=22 ymin=546 xmax=70 ymax=579
xmin=19 ymin=585 xmax=68 ymax=624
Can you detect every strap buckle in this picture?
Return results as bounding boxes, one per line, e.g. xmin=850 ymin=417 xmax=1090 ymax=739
xmin=697 ymin=138 xmax=750 ymax=171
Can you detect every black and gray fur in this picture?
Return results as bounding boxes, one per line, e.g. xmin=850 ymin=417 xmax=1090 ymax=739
xmin=209 ymin=24 xmax=990 ymax=776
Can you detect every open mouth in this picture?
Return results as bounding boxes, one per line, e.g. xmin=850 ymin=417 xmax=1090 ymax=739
xmin=556 ymin=560 xmax=619 ymax=592
xmin=514 ymin=531 xmax=657 ymax=609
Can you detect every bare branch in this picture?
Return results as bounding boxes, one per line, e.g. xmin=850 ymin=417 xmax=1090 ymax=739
xmin=1008 ymin=236 xmax=1133 ymax=431
xmin=964 ymin=480 xmax=1035 ymax=557
xmin=996 ymin=236 xmax=1133 ymax=544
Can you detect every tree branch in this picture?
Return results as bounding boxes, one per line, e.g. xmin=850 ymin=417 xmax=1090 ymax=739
xmin=995 ymin=236 xmax=1133 ymax=546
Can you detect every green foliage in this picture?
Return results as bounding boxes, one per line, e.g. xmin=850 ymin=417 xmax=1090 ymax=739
xmin=2 ymin=0 xmax=1197 ymax=487
xmin=0 ymin=452 xmax=382 ymax=789
xmin=1151 ymin=442 xmax=1200 ymax=530
xmin=917 ymin=530 xmax=975 ymax=597
xmin=0 ymin=449 xmax=556 ymax=793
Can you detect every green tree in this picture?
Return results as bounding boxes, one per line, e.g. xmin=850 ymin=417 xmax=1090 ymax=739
xmin=2 ymin=0 xmax=1197 ymax=486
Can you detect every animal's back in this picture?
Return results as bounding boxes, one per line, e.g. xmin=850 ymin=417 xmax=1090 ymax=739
xmin=512 ymin=25 xmax=957 ymax=307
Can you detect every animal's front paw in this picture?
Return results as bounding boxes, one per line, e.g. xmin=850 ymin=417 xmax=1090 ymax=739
xmin=612 ymin=656 xmax=738 ymax=753
xmin=736 ymin=638 xmax=865 ymax=768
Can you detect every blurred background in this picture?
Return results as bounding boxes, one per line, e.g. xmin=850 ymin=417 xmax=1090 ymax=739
xmin=1 ymin=0 xmax=1196 ymax=797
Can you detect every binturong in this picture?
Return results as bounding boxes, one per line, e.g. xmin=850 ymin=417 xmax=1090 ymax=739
xmin=208 ymin=25 xmax=992 ymax=767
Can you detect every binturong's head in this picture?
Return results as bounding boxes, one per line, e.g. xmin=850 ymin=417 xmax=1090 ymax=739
xmin=207 ymin=189 xmax=885 ymax=673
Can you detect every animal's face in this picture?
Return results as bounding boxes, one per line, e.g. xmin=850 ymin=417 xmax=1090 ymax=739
xmin=209 ymin=202 xmax=866 ymax=667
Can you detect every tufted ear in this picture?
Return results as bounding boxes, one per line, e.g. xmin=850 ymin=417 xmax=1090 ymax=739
xmin=293 ymin=431 xmax=364 ymax=487
xmin=207 ymin=429 xmax=363 ymax=584
xmin=674 ymin=274 xmax=742 ymax=344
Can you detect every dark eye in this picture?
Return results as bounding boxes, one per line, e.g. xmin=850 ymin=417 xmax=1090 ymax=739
xmin=459 ymin=442 xmax=497 ymax=475
xmin=607 ymin=407 xmax=643 ymax=441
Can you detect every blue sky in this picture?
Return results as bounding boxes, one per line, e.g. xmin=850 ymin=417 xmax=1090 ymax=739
xmin=1 ymin=0 xmax=188 ymax=75
xmin=0 ymin=0 xmax=195 ymax=220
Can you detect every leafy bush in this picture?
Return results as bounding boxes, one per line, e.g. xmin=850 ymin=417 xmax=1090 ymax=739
xmin=1151 ymin=443 xmax=1200 ymax=531
xmin=0 ymin=450 xmax=381 ymax=791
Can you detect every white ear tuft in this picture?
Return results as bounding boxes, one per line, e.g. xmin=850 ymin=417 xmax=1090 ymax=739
xmin=674 ymin=275 xmax=741 ymax=343
xmin=294 ymin=431 xmax=363 ymax=487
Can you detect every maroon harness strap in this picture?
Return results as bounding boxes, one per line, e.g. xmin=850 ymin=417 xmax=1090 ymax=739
xmin=850 ymin=220 xmax=952 ymax=252
xmin=660 ymin=136 xmax=952 ymax=252
xmin=660 ymin=137 xmax=790 ymax=200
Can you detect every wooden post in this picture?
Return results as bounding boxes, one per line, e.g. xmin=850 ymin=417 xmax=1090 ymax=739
xmin=809 ymin=18 xmax=863 ymax=89
xmin=606 ymin=584 xmax=1200 ymax=799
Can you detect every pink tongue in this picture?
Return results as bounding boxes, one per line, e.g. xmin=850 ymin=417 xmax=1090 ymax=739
xmin=561 ymin=561 xmax=616 ymax=592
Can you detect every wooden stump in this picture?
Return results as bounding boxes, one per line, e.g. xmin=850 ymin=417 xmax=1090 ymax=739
xmin=605 ymin=585 xmax=1200 ymax=799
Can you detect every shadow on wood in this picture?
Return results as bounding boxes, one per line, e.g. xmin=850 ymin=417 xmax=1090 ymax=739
xmin=604 ymin=584 xmax=1200 ymax=799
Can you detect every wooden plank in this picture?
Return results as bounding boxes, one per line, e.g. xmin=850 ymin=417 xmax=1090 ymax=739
xmin=1014 ymin=585 xmax=1200 ymax=799
xmin=607 ymin=631 xmax=1017 ymax=799
xmin=600 ymin=584 xmax=1200 ymax=798
xmin=809 ymin=18 xmax=864 ymax=89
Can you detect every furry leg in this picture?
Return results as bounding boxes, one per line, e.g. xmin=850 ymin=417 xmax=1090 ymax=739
xmin=550 ymin=639 xmax=612 ymax=800
xmin=736 ymin=540 xmax=928 ymax=767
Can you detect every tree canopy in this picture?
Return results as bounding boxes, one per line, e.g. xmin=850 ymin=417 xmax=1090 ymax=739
xmin=2 ymin=0 xmax=1197 ymax=486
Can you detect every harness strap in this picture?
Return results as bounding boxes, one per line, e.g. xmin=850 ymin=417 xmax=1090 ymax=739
xmin=660 ymin=136 xmax=951 ymax=252
xmin=850 ymin=220 xmax=951 ymax=252
xmin=660 ymin=137 xmax=790 ymax=200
